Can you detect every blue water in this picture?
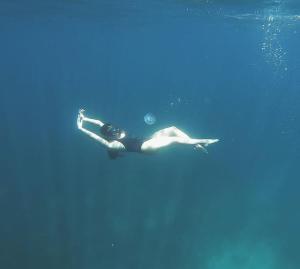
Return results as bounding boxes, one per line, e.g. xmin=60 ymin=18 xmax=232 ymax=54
xmin=1 ymin=1 xmax=300 ymax=268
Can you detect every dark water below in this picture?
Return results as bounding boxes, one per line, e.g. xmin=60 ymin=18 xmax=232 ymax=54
xmin=0 ymin=1 xmax=300 ymax=269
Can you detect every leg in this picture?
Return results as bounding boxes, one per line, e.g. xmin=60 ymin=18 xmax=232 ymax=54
xmin=151 ymin=126 xmax=190 ymax=139
xmin=150 ymin=126 xmax=218 ymax=152
xmin=141 ymin=136 xmax=218 ymax=152
xmin=194 ymin=139 xmax=219 ymax=146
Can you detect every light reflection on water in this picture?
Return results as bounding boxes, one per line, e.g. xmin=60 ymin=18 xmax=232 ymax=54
xmin=0 ymin=0 xmax=299 ymax=70
xmin=224 ymin=2 xmax=300 ymax=72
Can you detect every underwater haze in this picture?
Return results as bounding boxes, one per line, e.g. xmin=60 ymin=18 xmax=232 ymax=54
xmin=1 ymin=0 xmax=300 ymax=268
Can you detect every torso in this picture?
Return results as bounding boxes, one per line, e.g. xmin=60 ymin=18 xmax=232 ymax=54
xmin=118 ymin=137 xmax=145 ymax=153
xmin=100 ymin=123 xmax=146 ymax=153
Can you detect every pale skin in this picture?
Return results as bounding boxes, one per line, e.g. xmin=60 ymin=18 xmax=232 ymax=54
xmin=77 ymin=109 xmax=219 ymax=153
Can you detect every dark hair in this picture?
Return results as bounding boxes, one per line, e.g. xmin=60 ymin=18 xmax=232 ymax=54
xmin=100 ymin=123 xmax=125 ymax=141
xmin=107 ymin=150 xmax=119 ymax=160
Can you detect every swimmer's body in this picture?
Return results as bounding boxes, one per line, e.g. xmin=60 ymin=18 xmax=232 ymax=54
xmin=77 ymin=109 xmax=219 ymax=159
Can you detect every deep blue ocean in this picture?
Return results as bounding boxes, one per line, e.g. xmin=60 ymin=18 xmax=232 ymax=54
xmin=1 ymin=1 xmax=300 ymax=268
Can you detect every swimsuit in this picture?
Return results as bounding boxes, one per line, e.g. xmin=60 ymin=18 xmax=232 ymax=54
xmin=118 ymin=137 xmax=144 ymax=153
xmin=100 ymin=123 xmax=145 ymax=153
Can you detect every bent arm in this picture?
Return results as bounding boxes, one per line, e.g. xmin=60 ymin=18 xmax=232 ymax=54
xmin=78 ymin=109 xmax=105 ymax=127
xmin=78 ymin=124 xmax=126 ymax=151
xmin=82 ymin=116 xmax=104 ymax=127
xmin=77 ymin=110 xmax=109 ymax=147
xmin=78 ymin=125 xmax=110 ymax=147
xmin=77 ymin=109 xmax=125 ymax=150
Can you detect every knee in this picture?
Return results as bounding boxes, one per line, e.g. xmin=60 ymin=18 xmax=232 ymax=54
xmin=170 ymin=126 xmax=178 ymax=131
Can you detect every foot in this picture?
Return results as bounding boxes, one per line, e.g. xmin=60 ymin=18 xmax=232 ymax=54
xmin=194 ymin=144 xmax=208 ymax=153
xmin=209 ymin=139 xmax=219 ymax=144
xmin=202 ymin=139 xmax=219 ymax=146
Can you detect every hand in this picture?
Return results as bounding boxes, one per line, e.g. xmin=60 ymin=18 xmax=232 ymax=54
xmin=77 ymin=109 xmax=85 ymax=128
xmin=77 ymin=114 xmax=82 ymax=128
xmin=79 ymin=108 xmax=85 ymax=117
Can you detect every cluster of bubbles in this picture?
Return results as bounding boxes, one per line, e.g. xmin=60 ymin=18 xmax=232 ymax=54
xmin=143 ymin=94 xmax=186 ymax=125
xmin=261 ymin=7 xmax=288 ymax=72
xmin=167 ymin=94 xmax=191 ymax=111
xmin=224 ymin=0 xmax=299 ymax=73
xmin=143 ymin=95 xmax=187 ymax=125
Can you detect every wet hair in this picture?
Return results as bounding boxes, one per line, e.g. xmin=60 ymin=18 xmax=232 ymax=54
xmin=107 ymin=150 xmax=120 ymax=160
xmin=100 ymin=123 xmax=125 ymax=141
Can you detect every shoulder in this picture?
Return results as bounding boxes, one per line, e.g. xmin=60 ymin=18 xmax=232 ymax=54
xmin=108 ymin=140 xmax=126 ymax=151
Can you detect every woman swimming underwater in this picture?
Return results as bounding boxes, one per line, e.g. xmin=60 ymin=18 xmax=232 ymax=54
xmin=77 ymin=109 xmax=219 ymax=159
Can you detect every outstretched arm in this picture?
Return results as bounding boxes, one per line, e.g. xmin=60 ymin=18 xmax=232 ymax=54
xmin=77 ymin=110 xmax=110 ymax=147
xmin=79 ymin=109 xmax=105 ymax=127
